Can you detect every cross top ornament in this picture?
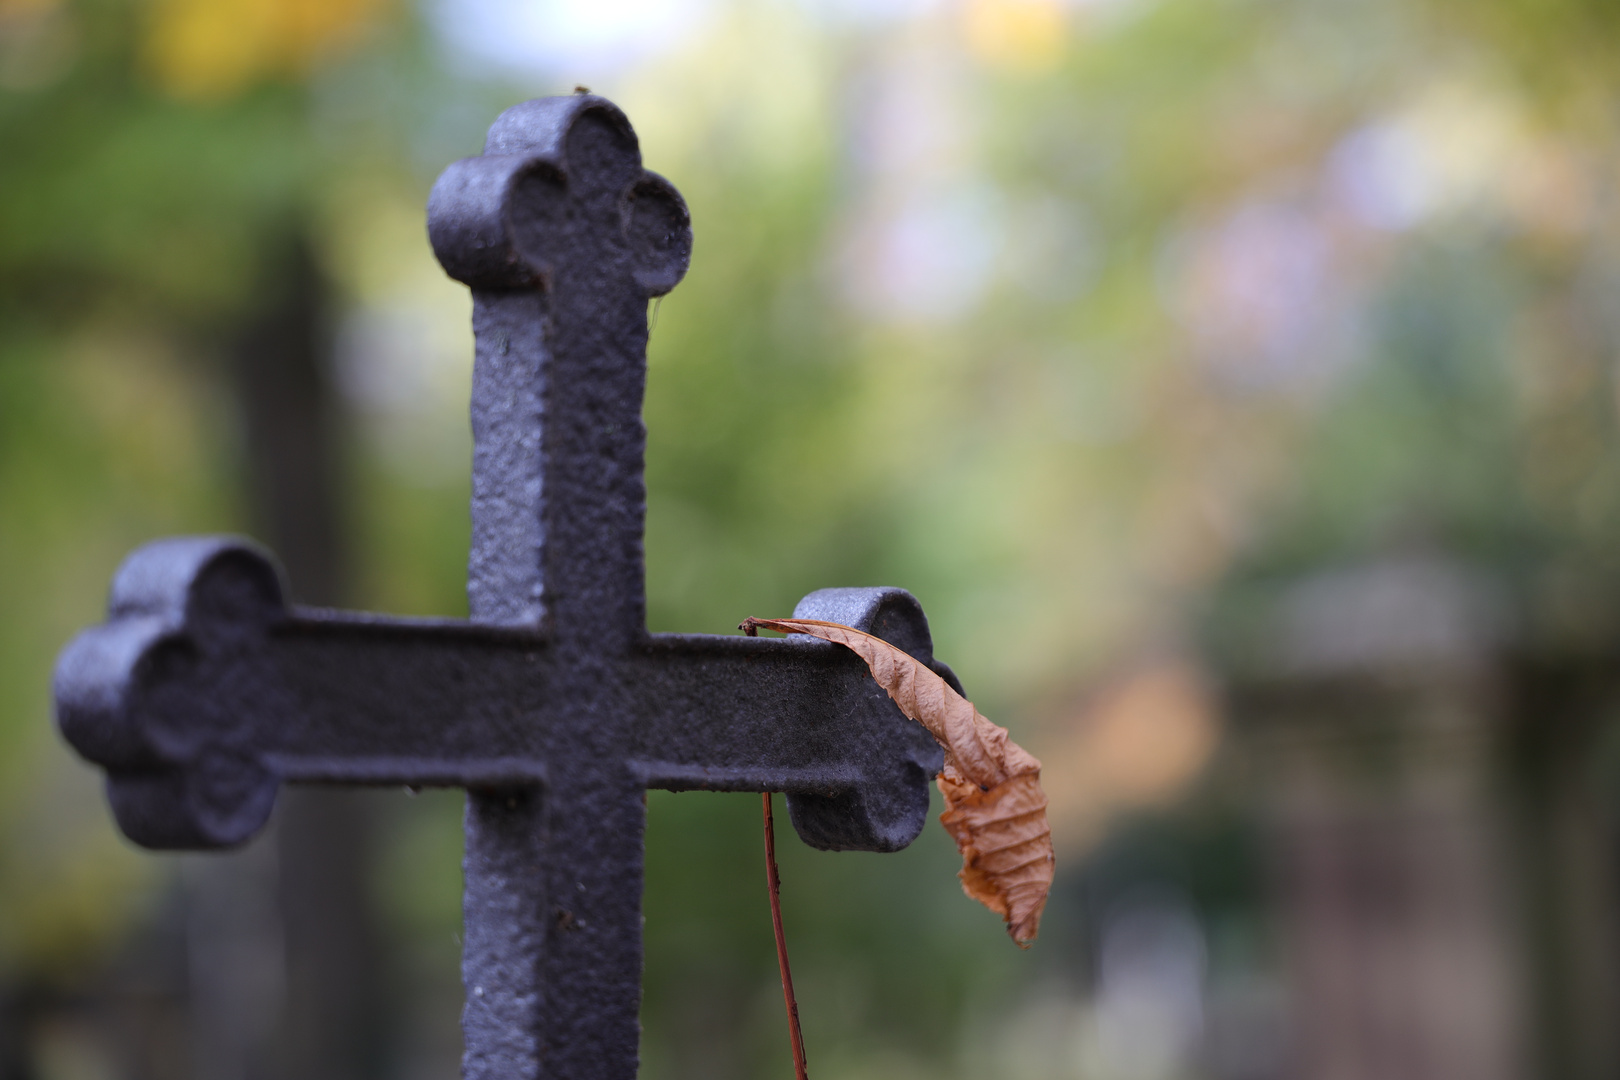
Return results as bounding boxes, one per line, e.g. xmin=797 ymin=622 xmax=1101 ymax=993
xmin=53 ymin=95 xmax=966 ymax=1079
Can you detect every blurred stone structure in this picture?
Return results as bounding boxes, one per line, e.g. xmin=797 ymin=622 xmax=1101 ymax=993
xmin=1223 ymin=553 xmax=1620 ymax=1080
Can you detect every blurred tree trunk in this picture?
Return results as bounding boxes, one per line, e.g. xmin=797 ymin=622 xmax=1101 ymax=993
xmin=1505 ymin=657 xmax=1620 ymax=1080
xmin=187 ymin=235 xmax=387 ymax=1080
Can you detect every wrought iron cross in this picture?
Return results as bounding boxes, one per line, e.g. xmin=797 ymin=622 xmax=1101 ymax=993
xmin=53 ymin=95 xmax=959 ymax=1080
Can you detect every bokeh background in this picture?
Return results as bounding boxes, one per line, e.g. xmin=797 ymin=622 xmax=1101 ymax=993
xmin=6 ymin=0 xmax=1620 ymax=1077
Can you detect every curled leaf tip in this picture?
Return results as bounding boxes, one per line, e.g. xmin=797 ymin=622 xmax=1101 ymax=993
xmin=745 ymin=616 xmax=1054 ymax=946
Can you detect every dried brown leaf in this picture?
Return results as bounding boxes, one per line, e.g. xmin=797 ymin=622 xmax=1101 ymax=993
xmin=741 ymin=616 xmax=1054 ymax=946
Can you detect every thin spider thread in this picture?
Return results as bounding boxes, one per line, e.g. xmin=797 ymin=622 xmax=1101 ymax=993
xmin=763 ymin=793 xmax=809 ymax=1080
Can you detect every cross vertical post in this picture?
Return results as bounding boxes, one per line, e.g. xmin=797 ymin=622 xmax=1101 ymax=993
xmin=432 ymin=98 xmax=685 ymax=1077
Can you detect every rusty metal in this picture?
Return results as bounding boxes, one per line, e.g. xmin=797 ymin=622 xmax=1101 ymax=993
xmin=52 ymin=94 xmax=958 ymax=1080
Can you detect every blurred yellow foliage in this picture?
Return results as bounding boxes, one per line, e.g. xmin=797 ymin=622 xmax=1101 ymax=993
xmin=961 ymin=0 xmax=1068 ymax=73
xmin=1041 ymin=658 xmax=1220 ymax=855
xmin=143 ymin=0 xmax=388 ymax=99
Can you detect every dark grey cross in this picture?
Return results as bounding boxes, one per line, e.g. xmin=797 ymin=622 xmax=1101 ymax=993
xmin=53 ymin=95 xmax=961 ymax=1080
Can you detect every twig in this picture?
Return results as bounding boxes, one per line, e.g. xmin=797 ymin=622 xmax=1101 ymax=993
xmin=763 ymin=792 xmax=809 ymax=1080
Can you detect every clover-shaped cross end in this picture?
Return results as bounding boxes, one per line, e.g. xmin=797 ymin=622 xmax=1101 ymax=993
xmin=428 ymin=95 xmax=692 ymax=296
xmin=54 ymin=537 xmax=288 ymax=849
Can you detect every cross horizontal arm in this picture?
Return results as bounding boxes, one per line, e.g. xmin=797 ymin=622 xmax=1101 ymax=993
xmin=56 ymin=537 xmax=945 ymax=852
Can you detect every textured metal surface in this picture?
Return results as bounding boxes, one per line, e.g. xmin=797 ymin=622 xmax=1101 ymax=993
xmin=53 ymin=94 xmax=954 ymax=1080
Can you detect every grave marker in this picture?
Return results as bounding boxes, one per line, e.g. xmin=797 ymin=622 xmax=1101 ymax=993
xmin=53 ymin=94 xmax=960 ymax=1080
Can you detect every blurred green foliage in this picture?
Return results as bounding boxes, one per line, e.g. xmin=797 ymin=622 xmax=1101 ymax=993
xmin=8 ymin=0 xmax=1620 ymax=1076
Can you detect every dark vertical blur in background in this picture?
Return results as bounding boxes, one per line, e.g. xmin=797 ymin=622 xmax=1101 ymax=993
xmin=5 ymin=0 xmax=1620 ymax=1078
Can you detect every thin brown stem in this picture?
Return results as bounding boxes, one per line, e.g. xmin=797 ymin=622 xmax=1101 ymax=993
xmin=763 ymin=792 xmax=809 ymax=1080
